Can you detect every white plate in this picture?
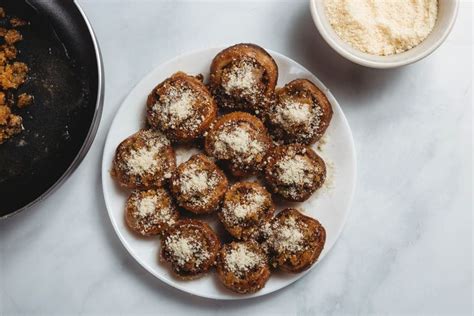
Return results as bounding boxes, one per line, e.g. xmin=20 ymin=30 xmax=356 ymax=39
xmin=101 ymin=47 xmax=356 ymax=300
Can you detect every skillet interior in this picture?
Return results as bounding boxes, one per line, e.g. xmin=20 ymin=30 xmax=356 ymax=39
xmin=0 ymin=0 xmax=100 ymax=217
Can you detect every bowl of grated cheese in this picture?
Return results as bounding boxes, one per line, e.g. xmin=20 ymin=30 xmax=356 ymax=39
xmin=309 ymin=0 xmax=459 ymax=68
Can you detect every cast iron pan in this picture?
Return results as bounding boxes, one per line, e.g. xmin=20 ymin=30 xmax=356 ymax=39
xmin=0 ymin=0 xmax=103 ymax=218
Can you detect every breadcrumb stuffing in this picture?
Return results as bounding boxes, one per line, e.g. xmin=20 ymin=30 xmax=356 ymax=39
xmin=17 ymin=93 xmax=33 ymax=109
xmin=0 ymin=105 xmax=22 ymax=144
xmin=0 ymin=7 xmax=32 ymax=144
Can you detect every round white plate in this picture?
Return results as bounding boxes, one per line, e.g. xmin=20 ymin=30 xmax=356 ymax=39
xmin=102 ymin=47 xmax=356 ymax=300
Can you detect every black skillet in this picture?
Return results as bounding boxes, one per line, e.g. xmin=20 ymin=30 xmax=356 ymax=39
xmin=0 ymin=0 xmax=103 ymax=218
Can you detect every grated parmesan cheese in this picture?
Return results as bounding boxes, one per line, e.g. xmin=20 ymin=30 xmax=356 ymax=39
xmin=276 ymin=155 xmax=313 ymax=185
xmin=223 ymin=60 xmax=257 ymax=95
xmin=223 ymin=191 xmax=266 ymax=224
xmin=153 ymin=85 xmax=203 ymax=131
xmin=271 ymin=216 xmax=306 ymax=253
xmin=165 ymin=233 xmax=210 ymax=267
xmin=132 ymin=191 xmax=176 ymax=224
xmin=136 ymin=196 xmax=157 ymax=217
xmin=276 ymin=101 xmax=312 ymax=125
xmin=151 ymin=85 xmax=209 ymax=132
xmin=325 ymin=0 xmax=438 ymax=56
xmin=272 ymin=97 xmax=324 ymax=143
xmin=127 ymin=146 xmax=159 ymax=175
xmin=125 ymin=131 xmax=169 ymax=176
xmin=214 ymin=125 xmax=264 ymax=161
xmin=224 ymin=244 xmax=263 ymax=275
xmin=180 ymin=167 xmax=209 ymax=194
xmin=175 ymin=163 xmax=220 ymax=207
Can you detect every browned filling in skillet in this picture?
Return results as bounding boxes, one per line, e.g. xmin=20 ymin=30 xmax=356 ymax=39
xmin=0 ymin=6 xmax=32 ymax=144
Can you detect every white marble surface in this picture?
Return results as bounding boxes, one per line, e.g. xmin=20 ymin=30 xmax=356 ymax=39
xmin=1 ymin=0 xmax=472 ymax=315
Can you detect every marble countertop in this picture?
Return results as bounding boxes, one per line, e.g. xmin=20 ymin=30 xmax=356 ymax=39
xmin=1 ymin=0 xmax=472 ymax=315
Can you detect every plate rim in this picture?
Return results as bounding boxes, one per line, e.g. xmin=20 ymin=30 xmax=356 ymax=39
xmin=101 ymin=46 xmax=357 ymax=300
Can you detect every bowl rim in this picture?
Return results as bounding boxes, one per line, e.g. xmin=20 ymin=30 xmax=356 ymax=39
xmin=309 ymin=0 xmax=460 ymax=69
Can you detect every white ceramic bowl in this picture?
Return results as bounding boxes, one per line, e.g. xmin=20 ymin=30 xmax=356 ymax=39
xmin=310 ymin=0 xmax=459 ymax=68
